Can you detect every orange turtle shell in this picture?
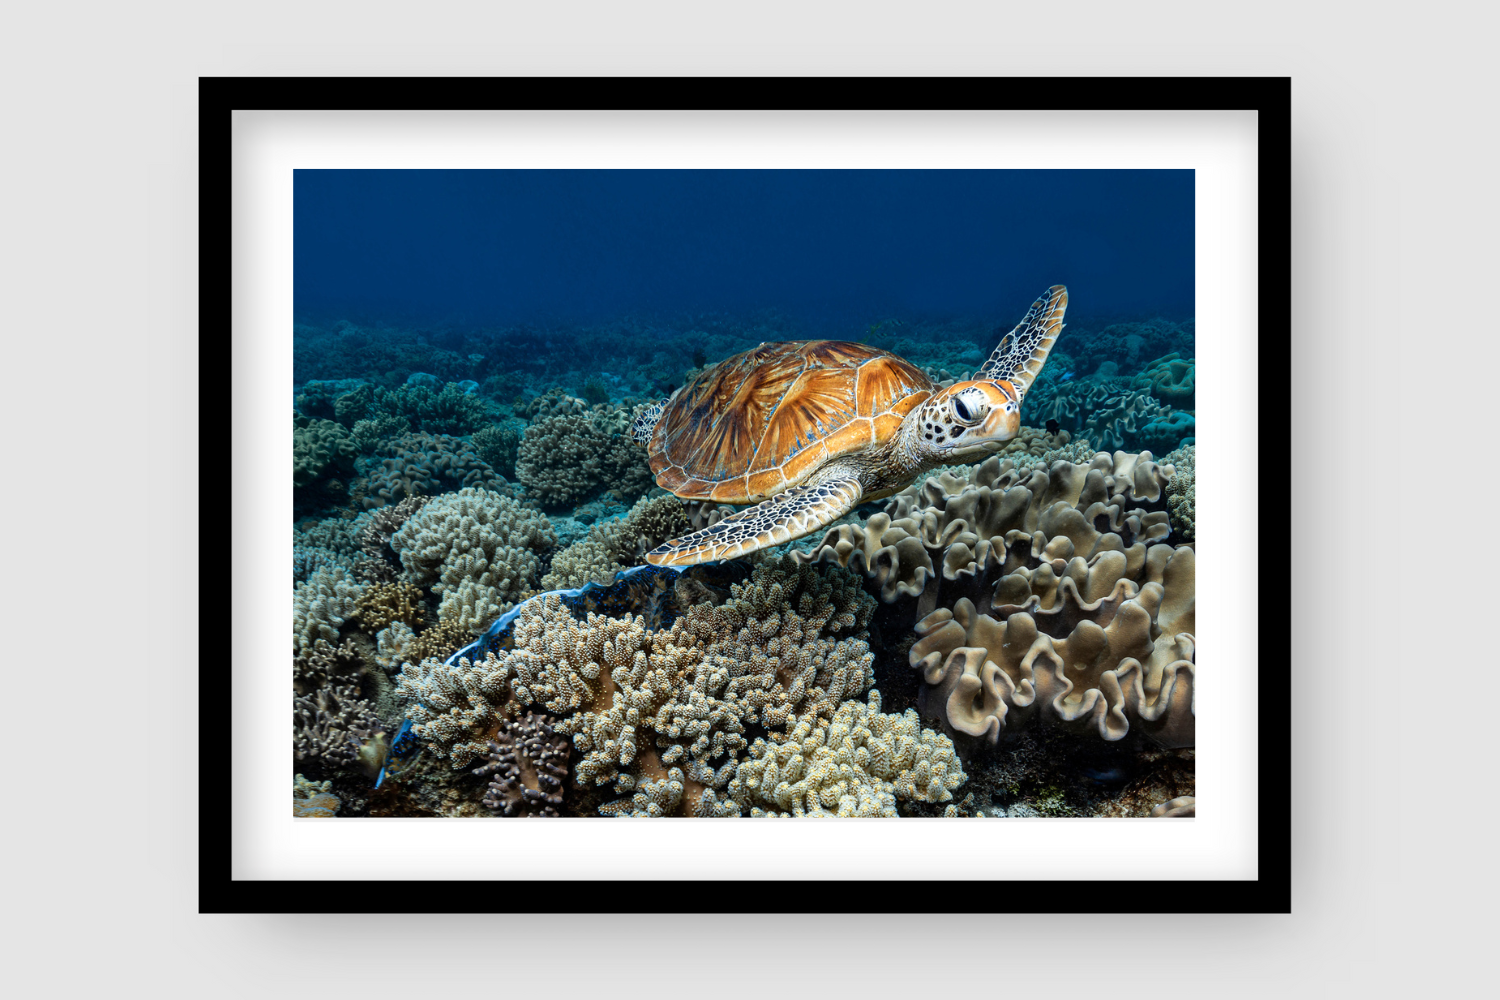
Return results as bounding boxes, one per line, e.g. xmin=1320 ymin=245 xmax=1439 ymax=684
xmin=648 ymin=340 xmax=935 ymax=503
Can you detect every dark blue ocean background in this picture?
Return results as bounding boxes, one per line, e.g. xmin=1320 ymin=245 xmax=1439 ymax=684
xmin=295 ymin=169 xmax=1192 ymax=331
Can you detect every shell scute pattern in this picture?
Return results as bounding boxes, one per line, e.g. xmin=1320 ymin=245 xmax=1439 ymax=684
xmin=649 ymin=341 xmax=933 ymax=504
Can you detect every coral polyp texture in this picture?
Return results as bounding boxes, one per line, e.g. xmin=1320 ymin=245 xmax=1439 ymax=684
xmin=391 ymin=486 xmax=556 ymax=629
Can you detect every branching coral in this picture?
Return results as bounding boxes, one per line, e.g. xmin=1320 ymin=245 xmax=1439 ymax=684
xmin=293 ymin=566 xmax=364 ymax=654
xmin=472 ymin=424 xmax=520 ymax=478
xmin=471 ymin=712 xmax=571 ymax=816
xmin=540 ymin=494 xmax=690 ymax=591
xmin=390 ymin=487 xmax=555 ymax=631
xmin=1163 ymin=444 xmax=1196 ymax=542
xmin=294 ymin=680 xmax=382 ymax=774
xmin=293 ymin=637 xmax=364 ymax=695
xmin=727 ymin=690 xmax=967 ymax=817
xmin=371 ymin=382 xmax=489 ymax=434
xmin=515 ymin=412 xmax=654 ymax=507
xmin=352 ymin=581 xmax=426 ymax=633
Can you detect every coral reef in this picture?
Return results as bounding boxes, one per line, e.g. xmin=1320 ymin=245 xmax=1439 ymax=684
xmin=293 ymin=566 xmax=364 ymax=654
xmin=293 ymin=636 xmax=364 ymax=695
xmin=472 ymin=424 xmax=520 ymax=478
xmin=515 ymin=412 xmax=655 ymax=507
xmin=293 ymin=415 xmax=358 ymax=490
xmin=391 ymin=487 xmax=555 ymax=631
xmin=727 ymin=690 xmax=967 ymax=817
xmin=540 ymin=494 xmax=690 ymax=591
xmin=471 ymin=712 xmax=571 ymax=816
xmin=293 ymin=774 xmax=341 ymax=817
xmin=356 ymin=432 xmax=509 ymax=510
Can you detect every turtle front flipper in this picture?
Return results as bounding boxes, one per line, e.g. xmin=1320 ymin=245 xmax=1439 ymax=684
xmin=644 ymin=476 xmax=864 ymax=567
xmin=978 ymin=284 xmax=1068 ymax=402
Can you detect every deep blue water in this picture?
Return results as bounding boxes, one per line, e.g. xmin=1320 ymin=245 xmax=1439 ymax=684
xmin=294 ymin=169 xmax=1192 ymax=330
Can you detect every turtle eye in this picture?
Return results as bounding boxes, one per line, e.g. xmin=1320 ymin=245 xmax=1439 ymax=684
xmin=950 ymin=392 xmax=986 ymax=425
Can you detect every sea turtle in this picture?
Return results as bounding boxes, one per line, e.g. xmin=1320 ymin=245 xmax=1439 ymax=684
xmin=631 ymin=285 xmax=1069 ymax=566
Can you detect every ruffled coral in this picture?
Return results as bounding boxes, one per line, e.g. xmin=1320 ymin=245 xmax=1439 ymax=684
xmin=1132 ymin=353 xmax=1195 ymax=407
xmin=907 ymin=542 xmax=1196 ymax=748
xmin=797 ymin=450 xmax=1175 ymax=618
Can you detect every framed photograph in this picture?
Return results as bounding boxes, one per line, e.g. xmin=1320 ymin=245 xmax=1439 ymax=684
xmin=212 ymin=78 xmax=1287 ymax=910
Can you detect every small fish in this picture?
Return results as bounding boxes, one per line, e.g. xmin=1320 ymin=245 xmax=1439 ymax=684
xmin=1045 ymin=419 xmax=1060 ymax=435
xmin=1060 ymin=371 xmax=1076 ymax=382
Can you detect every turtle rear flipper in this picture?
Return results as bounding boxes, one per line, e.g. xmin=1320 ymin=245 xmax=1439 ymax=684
xmin=644 ymin=476 xmax=864 ymax=566
xmin=630 ymin=398 xmax=669 ymax=447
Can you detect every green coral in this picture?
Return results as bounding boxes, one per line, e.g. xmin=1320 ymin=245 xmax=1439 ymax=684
xmin=372 ymin=382 xmax=489 ymax=434
xmin=293 ymin=416 xmax=358 ymax=488
xmin=472 ymin=424 xmax=520 ymax=478
xmin=1132 ymin=353 xmax=1195 ymax=407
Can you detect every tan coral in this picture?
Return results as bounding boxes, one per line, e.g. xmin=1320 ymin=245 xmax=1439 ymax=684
xmin=908 ymin=544 xmax=1195 ymax=748
xmin=727 ymin=689 xmax=967 ymax=817
xmin=797 ymin=450 xmax=1175 ymax=619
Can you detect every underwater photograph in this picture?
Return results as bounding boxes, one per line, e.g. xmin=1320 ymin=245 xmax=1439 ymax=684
xmin=291 ymin=169 xmax=1197 ymax=819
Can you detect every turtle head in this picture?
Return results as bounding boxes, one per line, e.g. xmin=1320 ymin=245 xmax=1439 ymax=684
xmin=908 ymin=380 xmax=1022 ymax=461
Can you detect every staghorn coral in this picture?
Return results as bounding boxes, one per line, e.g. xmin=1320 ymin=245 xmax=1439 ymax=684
xmin=471 ymin=712 xmax=572 ymax=817
xmin=293 ymin=566 xmax=364 ymax=654
xmin=391 ymin=487 xmax=555 ymax=631
xmin=907 ymin=541 xmax=1196 ymax=749
xmin=293 ymin=416 xmax=359 ymax=489
xmin=727 ymin=689 xmax=967 ymax=817
xmin=798 ymin=450 xmax=1176 ymax=618
xmin=293 ymin=774 xmax=341 ymax=817
xmin=515 ymin=411 xmax=654 ymax=507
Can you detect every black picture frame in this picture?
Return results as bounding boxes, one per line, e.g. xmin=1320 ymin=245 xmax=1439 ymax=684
xmin=205 ymin=76 xmax=1290 ymax=914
